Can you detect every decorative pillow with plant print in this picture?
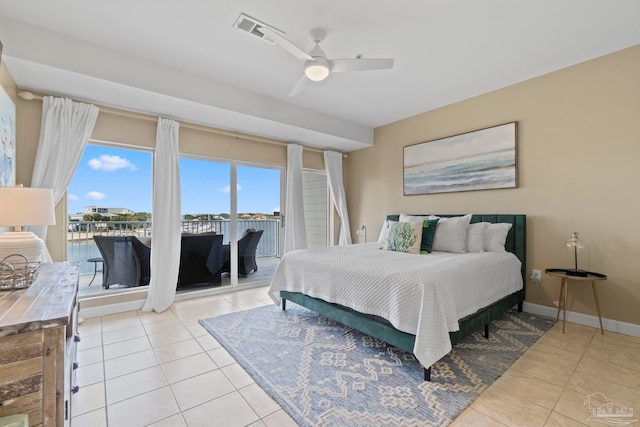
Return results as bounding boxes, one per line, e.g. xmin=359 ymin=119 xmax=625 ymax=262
xmin=385 ymin=221 xmax=423 ymax=254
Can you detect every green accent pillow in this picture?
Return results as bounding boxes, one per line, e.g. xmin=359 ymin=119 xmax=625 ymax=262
xmin=420 ymin=218 xmax=440 ymax=254
xmin=386 ymin=221 xmax=422 ymax=254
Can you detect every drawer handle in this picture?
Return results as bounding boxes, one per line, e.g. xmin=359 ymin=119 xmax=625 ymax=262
xmin=73 ymin=361 xmax=79 ymax=370
xmin=74 ymin=333 xmax=81 ymax=343
xmin=72 ymin=385 xmax=80 ymax=394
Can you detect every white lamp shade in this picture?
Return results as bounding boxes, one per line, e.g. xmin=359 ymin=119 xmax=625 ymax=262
xmin=0 ymin=186 xmax=56 ymax=227
xmin=0 ymin=186 xmax=56 ymax=263
xmin=565 ymin=232 xmax=585 ymax=252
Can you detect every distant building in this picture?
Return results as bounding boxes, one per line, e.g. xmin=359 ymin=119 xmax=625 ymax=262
xmin=84 ymin=206 xmax=133 ymax=217
xmin=68 ymin=206 xmax=134 ymax=222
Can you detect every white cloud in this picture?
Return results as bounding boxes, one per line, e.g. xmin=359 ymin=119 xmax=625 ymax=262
xmin=220 ymin=184 xmax=242 ymax=193
xmin=85 ymin=191 xmax=106 ymax=200
xmin=68 ymin=194 xmax=79 ymax=201
xmin=87 ymin=155 xmax=137 ymax=172
xmin=272 ymin=207 xmax=280 ymax=213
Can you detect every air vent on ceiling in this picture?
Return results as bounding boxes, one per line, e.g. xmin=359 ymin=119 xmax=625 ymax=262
xmin=233 ymin=13 xmax=279 ymax=45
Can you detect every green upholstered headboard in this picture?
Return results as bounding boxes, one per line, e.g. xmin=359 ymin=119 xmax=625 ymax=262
xmin=386 ymin=214 xmax=527 ymax=283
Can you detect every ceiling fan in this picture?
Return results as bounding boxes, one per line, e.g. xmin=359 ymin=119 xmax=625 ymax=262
xmin=234 ymin=14 xmax=394 ymax=96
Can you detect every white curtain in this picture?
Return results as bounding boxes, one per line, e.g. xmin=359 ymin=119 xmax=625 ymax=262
xmin=324 ymin=150 xmax=352 ymax=245
xmin=142 ymin=118 xmax=181 ymax=313
xmin=283 ymin=143 xmax=307 ymax=253
xmin=30 ymin=96 xmax=99 ymax=261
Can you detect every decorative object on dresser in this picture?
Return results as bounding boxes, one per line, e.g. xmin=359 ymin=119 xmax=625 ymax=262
xmin=0 ymin=185 xmax=56 ymax=263
xmin=403 ymin=122 xmax=517 ymax=195
xmin=0 ymin=253 xmax=40 ymax=291
xmin=0 ymin=263 xmax=79 ymax=427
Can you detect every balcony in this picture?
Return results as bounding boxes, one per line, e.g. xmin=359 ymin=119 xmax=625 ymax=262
xmin=68 ymin=219 xmax=281 ymax=296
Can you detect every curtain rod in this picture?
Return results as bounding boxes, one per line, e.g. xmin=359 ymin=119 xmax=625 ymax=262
xmin=17 ymin=90 xmax=347 ymax=157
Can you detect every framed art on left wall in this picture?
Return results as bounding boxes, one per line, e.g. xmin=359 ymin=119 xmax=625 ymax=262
xmin=403 ymin=122 xmax=517 ymax=195
xmin=0 ymin=83 xmax=16 ymax=187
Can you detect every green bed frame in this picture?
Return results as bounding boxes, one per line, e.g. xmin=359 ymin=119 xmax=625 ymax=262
xmin=281 ymin=214 xmax=526 ymax=381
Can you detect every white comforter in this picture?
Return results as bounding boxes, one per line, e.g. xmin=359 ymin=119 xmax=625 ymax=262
xmin=268 ymin=242 xmax=523 ymax=369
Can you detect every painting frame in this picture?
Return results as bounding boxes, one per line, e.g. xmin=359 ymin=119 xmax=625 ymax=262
xmin=0 ymin=83 xmax=16 ymax=187
xmin=403 ymin=122 xmax=517 ymax=195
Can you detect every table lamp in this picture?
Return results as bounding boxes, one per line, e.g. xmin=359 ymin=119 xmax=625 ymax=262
xmin=565 ymin=232 xmax=587 ymax=276
xmin=0 ymin=185 xmax=56 ymax=263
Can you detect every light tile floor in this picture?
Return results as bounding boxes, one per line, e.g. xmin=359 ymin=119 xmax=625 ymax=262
xmin=73 ymin=287 xmax=640 ymax=426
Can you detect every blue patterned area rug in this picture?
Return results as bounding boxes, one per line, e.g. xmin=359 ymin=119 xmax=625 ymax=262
xmin=199 ymin=304 xmax=553 ymax=426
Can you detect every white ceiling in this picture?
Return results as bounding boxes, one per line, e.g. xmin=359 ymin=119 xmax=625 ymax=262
xmin=1 ymin=1 xmax=639 ymax=152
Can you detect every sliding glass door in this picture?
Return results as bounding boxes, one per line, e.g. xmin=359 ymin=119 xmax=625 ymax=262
xmin=179 ymin=156 xmax=282 ymax=289
xmin=234 ymin=164 xmax=282 ymax=284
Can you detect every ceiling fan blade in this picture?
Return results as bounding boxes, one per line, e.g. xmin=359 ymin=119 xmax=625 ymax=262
xmin=329 ymin=58 xmax=394 ymax=73
xmin=288 ymin=75 xmax=309 ymax=97
xmin=258 ymin=27 xmax=313 ymax=61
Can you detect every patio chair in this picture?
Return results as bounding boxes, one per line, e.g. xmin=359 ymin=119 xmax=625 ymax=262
xmin=177 ymin=234 xmax=225 ymax=288
xmin=131 ymin=236 xmax=151 ymax=286
xmin=93 ymin=235 xmax=141 ymax=289
xmin=222 ymin=229 xmax=264 ymax=276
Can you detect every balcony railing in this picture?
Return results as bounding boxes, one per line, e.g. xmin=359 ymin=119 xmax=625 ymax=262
xmin=67 ymin=219 xmax=281 ymax=276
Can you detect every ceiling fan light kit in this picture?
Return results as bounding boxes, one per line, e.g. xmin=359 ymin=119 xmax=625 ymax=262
xmin=234 ymin=13 xmax=394 ymax=94
xmin=305 ymin=60 xmax=330 ymax=81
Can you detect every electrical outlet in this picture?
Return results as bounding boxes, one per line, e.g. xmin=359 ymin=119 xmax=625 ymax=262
xmin=530 ymin=269 xmax=542 ymax=282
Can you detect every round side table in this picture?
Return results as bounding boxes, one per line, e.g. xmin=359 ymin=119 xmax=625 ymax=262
xmin=545 ymin=268 xmax=607 ymax=334
xmin=87 ymin=257 xmax=104 ymax=286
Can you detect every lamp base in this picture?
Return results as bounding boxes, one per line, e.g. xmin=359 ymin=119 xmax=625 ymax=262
xmin=565 ymin=269 xmax=589 ymax=277
xmin=0 ymin=231 xmax=45 ymax=263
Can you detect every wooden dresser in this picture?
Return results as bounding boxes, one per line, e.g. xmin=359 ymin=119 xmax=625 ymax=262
xmin=0 ymin=263 xmax=80 ymax=427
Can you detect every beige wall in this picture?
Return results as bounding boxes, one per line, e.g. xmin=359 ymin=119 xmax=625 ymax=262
xmin=346 ymin=45 xmax=640 ymax=326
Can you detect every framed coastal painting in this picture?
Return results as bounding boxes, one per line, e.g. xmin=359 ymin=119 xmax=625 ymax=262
xmin=403 ymin=122 xmax=517 ymax=195
xmin=0 ymin=84 xmax=16 ymax=187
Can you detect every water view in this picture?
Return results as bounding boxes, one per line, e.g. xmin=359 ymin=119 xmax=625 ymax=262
xmin=68 ymin=219 xmax=281 ymax=276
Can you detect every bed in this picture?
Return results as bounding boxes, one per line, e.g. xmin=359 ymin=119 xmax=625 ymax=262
xmin=268 ymin=214 xmax=526 ymax=381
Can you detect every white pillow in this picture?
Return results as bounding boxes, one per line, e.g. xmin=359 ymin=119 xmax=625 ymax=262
xmin=385 ymin=220 xmax=423 ymax=254
xmin=377 ymin=220 xmax=398 ymax=243
xmin=466 ymin=222 xmax=490 ymax=252
xmin=431 ymin=214 xmax=473 ymax=253
xmin=484 ymin=223 xmax=512 ymax=252
xmin=399 ymin=213 xmax=430 ymax=223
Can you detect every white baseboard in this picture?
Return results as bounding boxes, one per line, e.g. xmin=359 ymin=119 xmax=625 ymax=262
xmin=523 ymin=302 xmax=640 ymax=338
xmin=79 ymin=299 xmax=145 ymax=319
xmin=79 ymin=281 xmax=270 ymax=319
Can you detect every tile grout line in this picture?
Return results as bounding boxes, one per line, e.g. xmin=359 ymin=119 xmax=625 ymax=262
xmin=545 ymin=327 xmax=597 ymax=426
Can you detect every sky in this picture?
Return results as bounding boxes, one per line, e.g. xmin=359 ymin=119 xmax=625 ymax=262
xmin=68 ymin=145 xmax=281 ymax=215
